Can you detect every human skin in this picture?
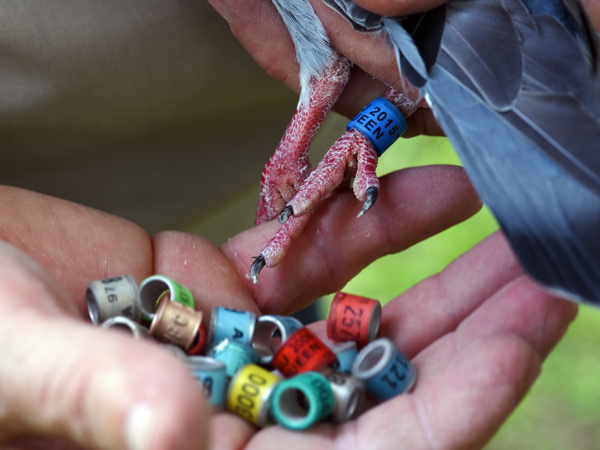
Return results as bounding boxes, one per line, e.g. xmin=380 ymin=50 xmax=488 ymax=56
xmin=0 ymin=0 xmax=590 ymax=447
xmin=0 ymin=164 xmax=576 ymax=450
xmin=207 ymin=0 xmax=600 ymax=136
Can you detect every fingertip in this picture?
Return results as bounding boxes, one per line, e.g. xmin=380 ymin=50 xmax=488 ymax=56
xmin=2 ymin=315 xmax=210 ymax=450
xmin=125 ymin=404 xmax=154 ymax=450
xmin=352 ymin=0 xmax=450 ymax=17
xmin=124 ymin=394 xmax=208 ymax=450
xmin=87 ymin=333 xmax=210 ymax=450
xmin=152 ymin=231 xmax=258 ymax=315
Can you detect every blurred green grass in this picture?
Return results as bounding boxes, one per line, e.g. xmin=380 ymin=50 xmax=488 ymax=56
xmin=326 ymin=135 xmax=600 ymax=449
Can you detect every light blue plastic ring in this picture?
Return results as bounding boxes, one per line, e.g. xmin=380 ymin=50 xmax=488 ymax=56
xmin=208 ymin=339 xmax=258 ymax=379
xmin=351 ymin=338 xmax=417 ymax=402
xmin=346 ymin=97 xmax=407 ymax=156
xmin=330 ymin=341 xmax=358 ymax=374
xmin=186 ymin=356 xmax=228 ymax=410
xmin=208 ymin=306 xmax=257 ymax=348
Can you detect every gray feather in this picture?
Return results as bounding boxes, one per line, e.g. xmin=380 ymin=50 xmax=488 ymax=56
xmin=323 ymin=0 xmax=384 ymax=31
xmin=427 ymin=66 xmax=600 ymax=305
xmin=326 ymin=0 xmax=600 ymax=304
xmin=382 ymin=17 xmax=430 ymax=85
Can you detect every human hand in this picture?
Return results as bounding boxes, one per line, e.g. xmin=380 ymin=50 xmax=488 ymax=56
xmin=208 ymin=0 xmax=600 ymax=139
xmin=0 ymin=164 xmax=575 ymax=450
xmin=206 ymin=0 xmax=445 ymax=137
xmin=220 ymin=171 xmax=577 ymax=450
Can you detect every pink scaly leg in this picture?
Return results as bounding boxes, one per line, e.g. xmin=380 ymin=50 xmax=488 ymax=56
xmin=250 ymin=87 xmax=422 ymax=283
xmin=255 ymin=54 xmax=352 ymax=225
xmin=280 ymin=87 xmax=421 ymax=222
xmin=280 ymin=129 xmax=370 ymax=221
xmin=250 ymin=213 xmax=311 ymax=283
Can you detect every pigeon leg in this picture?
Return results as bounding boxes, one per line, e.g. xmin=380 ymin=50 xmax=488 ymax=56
xmin=280 ymin=129 xmax=369 ymax=221
xmin=251 ymin=88 xmax=421 ymax=282
xmin=283 ymin=87 xmax=419 ymax=222
xmin=250 ymin=213 xmax=311 ymax=284
xmin=255 ymin=54 xmax=352 ymax=225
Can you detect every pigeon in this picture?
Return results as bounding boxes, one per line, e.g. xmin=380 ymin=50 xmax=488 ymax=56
xmin=254 ymin=0 xmax=600 ymax=308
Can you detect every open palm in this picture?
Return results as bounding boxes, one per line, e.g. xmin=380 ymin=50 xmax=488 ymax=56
xmin=0 ymin=164 xmax=574 ymax=450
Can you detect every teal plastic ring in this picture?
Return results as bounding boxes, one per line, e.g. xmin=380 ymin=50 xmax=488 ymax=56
xmin=270 ymin=372 xmax=334 ymax=430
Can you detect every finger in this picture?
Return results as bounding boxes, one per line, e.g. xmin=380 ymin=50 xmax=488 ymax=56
xmin=381 ymin=231 xmax=577 ymax=360
xmin=403 ymin=107 xmax=444 ymax=138
xmin=0 ymin=186 xmax=152 ymax=316
xmin=396 ymin=284 xmax=575 ymax=449
xmin=2 ymin=435 xmax=85 ymax=450
xmin=152 ymin=231 xmax=260 ymax=318
xmin=209 ymin=0 xmax=436 ymax=124
xmin=310 ymin=0 xmax=407 ymax=89
xmin=413 ymin=275 xmax=577 ymax=381
xmin=581 ymin=0 xmax=600 ymax=30
xmin=354 ymin=334 xmax=541 ymax=450
xmin=207 ymin=412 xmax=255 ymax=450
xmin=222 ymin=165 xmax=481 ymax=314
xmin=0 ymin=243 xmax=208 ymax=450
xmin=352 ymin=0 xmax=451 ymax=16
xmin=210 ymin=0 xmax=395 ymax=95
xmin=353 ymin=246 xmax=576 ymax=449
xmin=380 ymin=231 xmax=524 ymax=357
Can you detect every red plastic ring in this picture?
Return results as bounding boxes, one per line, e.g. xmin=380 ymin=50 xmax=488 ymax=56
xmin=271 ymin=327 xmax=336 ymax=377
xmin=186 ymin=323 xmax=208 ymax=356
xmin=327 ymin=292 xmax=382 ymax=347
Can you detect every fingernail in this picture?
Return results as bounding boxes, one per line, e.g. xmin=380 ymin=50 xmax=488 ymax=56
xmin=125 ymin=404 xmax=156 ymax=450
xmin=211 ymin=0 xmax=231 ymax=23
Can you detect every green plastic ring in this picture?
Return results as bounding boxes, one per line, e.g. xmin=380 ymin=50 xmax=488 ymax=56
xmin=270 ymin=372 xmax=334 ymax=430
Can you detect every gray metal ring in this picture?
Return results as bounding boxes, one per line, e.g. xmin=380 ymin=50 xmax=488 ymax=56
xmin=252 ymin=315 xmax=303 ymax=365
xmin=138 ymin=275 xmax=178 ymax=321
xmin=101 ymin=316 xmax=150 ymax=340
xmin=321 ymin=366 xmax=365 ymax=422
xmin=351 ymin=337 xmax=394 ymax=380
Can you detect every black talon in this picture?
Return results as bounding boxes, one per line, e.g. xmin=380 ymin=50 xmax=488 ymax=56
xmin=358 ymin=186 xmax=379 ymax=217
xmin=250 ymin=255 xmax=266 ymax=284
xmin=279 ymin=205 xmax=294 ymax=224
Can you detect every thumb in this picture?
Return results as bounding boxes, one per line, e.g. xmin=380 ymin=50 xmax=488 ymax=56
xmin=0 ymin=243 xmax=209 ymax=450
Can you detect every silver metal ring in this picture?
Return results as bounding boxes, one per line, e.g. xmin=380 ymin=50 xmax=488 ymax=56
xmin=351 ymin=338 xmax=394 ymax=380
xmin=101 ymin=316 xmax=149 ymax=339
xmin=138 ymin=275 xmax=178 ymax=321
xmin=367 ymin=302 xmax=382 ymax=342
xmin=252 ymin=315 xmax=302 ymax=365
xmin=321 ymin=366 xmax=365 ymax=422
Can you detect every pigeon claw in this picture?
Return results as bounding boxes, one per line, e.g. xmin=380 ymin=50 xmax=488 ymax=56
xmin=279 ymin=205 xmax=294 ymax=224
xmin=250 ymin=255 xmax=266 ymax=285
xmin=358 ymin=186 xmax=379 ymax=217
